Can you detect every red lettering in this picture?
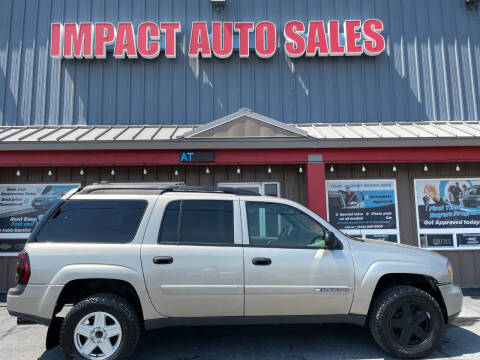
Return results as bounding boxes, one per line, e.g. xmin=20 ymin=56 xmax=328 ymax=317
xmin=94 ymin=23 xmax=116 ymax=59
xmin=212 ymin=22 xmax=233 ymax=58
xmin=114 ymin=23 xmax=137 ymax=58
xmin=189 ymin=21 xmax=211 ymax=57
xmin=362 ymin=19 xmax=385 ymax=56
xmin=161 ymin=22 xmax=181 ymax=58
xmin=306 ymin=21 xmax=329 ymax=56
xmin=255 ymin=21 xmax=276 ymax=58
xmin=284 ymin=20 xmax=306 ymax=57
xmin=328 ymin=21 xmax=345 ymax=56
xmin=63 ymin=23 xmax=93 ymax=58
xmin=138 ymin=22 xmax=160 ymax=59
xmin=50 ymin=23 xmax=63 ymax=58
xmin=234 ymin=22 xmax=254 ymax=58
xmin=345 ymin=20 xmax=363 ymax=56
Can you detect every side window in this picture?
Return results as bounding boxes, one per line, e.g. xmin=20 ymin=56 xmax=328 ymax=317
xmin=158 ymin=200 xmax=234 ymax=245
xmin=35 ymin=200 xmax=147 ymax=243
xmin=246 ymin=202 xmax=326 ymax=248
xmin=158 ymin=201 xmax=181 ymax=243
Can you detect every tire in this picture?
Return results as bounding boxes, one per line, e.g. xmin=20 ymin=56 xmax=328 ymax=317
xmin=60 ymin=293 xmax=140 ymax=360
xmin=369 ymin=285 xmax=444 ymax=359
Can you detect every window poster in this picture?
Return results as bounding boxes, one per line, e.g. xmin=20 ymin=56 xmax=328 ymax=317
xmin=415 ymin=179 xmax=480 ymax=249
xmin=0 ymin=184 xmax=79 ymax=253
xmin=326 ymin=180 xmax=399 ymax=242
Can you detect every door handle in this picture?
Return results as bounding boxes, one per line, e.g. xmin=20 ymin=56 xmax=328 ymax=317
xmin=153 ymin=256 xmax=174 ymax=265
xmin=252 ymin=257 xmax=272 ymax=266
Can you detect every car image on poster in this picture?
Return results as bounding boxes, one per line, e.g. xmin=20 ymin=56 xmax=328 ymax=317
xmin=0 ymin=184 xmax=79 ymax=253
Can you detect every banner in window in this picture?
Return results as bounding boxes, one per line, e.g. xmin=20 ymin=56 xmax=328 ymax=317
xmin=0 ymin=184 xmax=79 ymax=239
xmin=326 ymin=180 xmax=398 ymax=231
xmin=414 ymin=179 xmax=480 ymax=230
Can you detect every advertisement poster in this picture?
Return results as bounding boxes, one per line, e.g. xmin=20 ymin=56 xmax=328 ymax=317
xmin=326 ymin=180 xmax=398 ymax=232
xmin=415 ymin=179 xmax=480 ymax=229
xmin=0 ymin=184 xmax=79 ymax=252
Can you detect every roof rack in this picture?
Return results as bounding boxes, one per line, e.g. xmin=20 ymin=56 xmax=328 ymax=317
xmin=78 ymin=183 xmax=260 ymax=196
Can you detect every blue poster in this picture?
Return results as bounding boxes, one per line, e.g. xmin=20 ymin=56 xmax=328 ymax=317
xmin=326 ymin=180 xmax=398 ymax=230
xmin=415 ymin=179 xmax=480 ymax=229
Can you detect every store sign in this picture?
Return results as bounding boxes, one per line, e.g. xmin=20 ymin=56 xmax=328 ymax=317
xmin=326 ymin=180 xmax=399 ymax=242
xmin=415 ymin=179 xmax=480 ymax=249
xmin=50 ymin=20 xmax=385 ymax=59
xmin=419 ymin=234 xmax=454 ymax=248
xmin=0 ymin=184 xmax=79 ymax=252
xmin=179 ymin=151 xmax=215 ymax=162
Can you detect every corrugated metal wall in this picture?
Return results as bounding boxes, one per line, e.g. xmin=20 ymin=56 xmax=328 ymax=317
xmin=327 ymin=162 xmax=480 ymax=287
xmin=0 ymin=0 xmax=479 ymax=126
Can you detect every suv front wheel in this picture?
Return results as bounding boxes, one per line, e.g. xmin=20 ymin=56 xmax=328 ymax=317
xmin=60 ymin=293 xmax=140 ymax=360
xmin=369 ymin=285 xmax=444 ymax=359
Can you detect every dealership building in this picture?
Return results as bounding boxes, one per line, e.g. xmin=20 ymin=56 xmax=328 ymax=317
xmin=1 ymin=0 xmax=480 ymax=291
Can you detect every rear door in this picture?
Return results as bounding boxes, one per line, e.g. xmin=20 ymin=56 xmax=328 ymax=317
xmin=141 ymin=196 xmax=244 ymax=317
xmin=241 ymin=199 xmax=355 ymax=316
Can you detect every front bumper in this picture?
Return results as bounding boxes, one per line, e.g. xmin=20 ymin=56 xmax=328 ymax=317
xmin=7 ymin=284 xmax=64 ymax=326
xmin=439 ymin=283 xmax=463 ymax=322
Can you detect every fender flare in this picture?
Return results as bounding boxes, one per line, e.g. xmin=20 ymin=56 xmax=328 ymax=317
xmin=349 ymin=260 xmax=443 ymax=315
xmin=51 ymin=264 xmax=160 ymax=321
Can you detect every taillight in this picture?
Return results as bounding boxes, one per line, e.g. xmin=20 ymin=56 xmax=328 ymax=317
xmin=16 ymin=250 xmax=31 ymax=284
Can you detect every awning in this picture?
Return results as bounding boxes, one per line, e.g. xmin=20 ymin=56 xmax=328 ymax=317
xmin=1 ymin=108 xmax=480 ymax=151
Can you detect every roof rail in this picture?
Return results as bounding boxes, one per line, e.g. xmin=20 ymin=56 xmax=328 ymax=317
xmin=162 ymin=185 xmax=260 ymax=196
xmin=78 ymin=183 xmax=260 ymax=196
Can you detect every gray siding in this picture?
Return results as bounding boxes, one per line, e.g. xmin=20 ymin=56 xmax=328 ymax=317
xmin=0 ymin=256 xmax=16 ymax=292
xmin=1 ymin=0 xmax=479 ymax=126
xmin=327 ymin=162 xmax=480 ymax=287
xmin=0 ymin=164 xmax=306 ymax=204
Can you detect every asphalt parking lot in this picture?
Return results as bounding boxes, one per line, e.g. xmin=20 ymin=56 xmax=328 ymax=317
xmin=1 ymin=292 xmax=480 ymax=360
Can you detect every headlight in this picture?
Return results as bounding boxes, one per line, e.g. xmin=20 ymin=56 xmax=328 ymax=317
xmin=447 ymin=261 xmax=454 ymax=282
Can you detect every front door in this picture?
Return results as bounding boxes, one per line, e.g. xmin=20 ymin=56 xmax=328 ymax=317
xmin=242 ymin=200 xmax=355 ymax=316
xmin=142 ymin=197 xmax=244 ymax=317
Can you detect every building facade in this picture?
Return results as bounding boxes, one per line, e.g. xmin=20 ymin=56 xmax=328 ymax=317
xmin=1 ymin=0 xmax=480 ymax=291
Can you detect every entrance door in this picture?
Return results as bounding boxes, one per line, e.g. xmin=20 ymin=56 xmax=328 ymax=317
xmin=142 ymin=197 xmax=244 ymax=317
xmin=242 ymin=200 xmax=355 ymax=316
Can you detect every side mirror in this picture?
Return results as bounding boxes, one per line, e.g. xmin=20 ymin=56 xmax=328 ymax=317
xmin=325 ymin=231 xmax=341 ymax=250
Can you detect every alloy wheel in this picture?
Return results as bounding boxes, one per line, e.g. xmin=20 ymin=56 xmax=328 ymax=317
xmin=73 ymin=311 xmax=122 ymax=359
xmin=389 ymin=301 xmax=433 ymax=347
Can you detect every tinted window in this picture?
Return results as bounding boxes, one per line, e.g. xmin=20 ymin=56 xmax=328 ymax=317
xmin=158 ymin=201 xmax=180 ymax=243
xmin=246 ymin=202 xmax=326 ymax=248
xmin=158 ymin=200 xmax=234 ymax=245
xmin=36 ymin=200 xmax=147 ymax=243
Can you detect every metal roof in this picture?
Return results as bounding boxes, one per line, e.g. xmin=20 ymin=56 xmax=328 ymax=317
xmin=1 ymin=110 xmax=480 ymax=150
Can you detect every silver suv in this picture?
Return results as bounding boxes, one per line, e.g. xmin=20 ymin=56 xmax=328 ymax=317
xmin=7 ymin=184 xmax=463 ymax=359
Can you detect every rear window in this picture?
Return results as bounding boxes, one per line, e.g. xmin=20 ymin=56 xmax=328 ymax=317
xmin=35 ymin=200 xmax=147 ymax=243
xmin=158 ymin=200 xmax=234 ymax=245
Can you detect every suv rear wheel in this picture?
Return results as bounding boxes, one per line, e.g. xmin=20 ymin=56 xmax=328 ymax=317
xmin=369 ymin=285 xmax=444 ymax=359
xmin=60 ymin=293 xmax=140 ymax=360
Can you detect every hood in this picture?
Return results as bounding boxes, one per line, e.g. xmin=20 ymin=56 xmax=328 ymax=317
xmin=346 ymin=236 xmax=452 ymax=285
xmin=347 ymin=236 xmax=448 ymax=265
xmin=361 ymin=238 xmax=437 ymax=254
